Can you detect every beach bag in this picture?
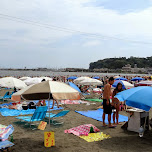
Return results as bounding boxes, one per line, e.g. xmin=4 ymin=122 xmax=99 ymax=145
xmin=22 ymin=102 xmax=28 ymax=110
xmin=28 ymin=102 xmax=36 ymax=109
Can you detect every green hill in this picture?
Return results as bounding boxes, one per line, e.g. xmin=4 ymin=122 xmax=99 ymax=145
xmin=89 ymin=56 xmax=152 ymax=69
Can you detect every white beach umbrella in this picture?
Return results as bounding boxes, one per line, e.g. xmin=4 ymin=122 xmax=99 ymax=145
xmin=0 ymin=77 xmax=27 ymax=89
xmin=74 ymin=77 xmax=90 ymax=84
xmin=11 ymin=80 xmax=80 ymax=126
xmin=78 ymin=78 xmax=103 ymax=86
xmin=19 ymin=77 xmax=31 ymax=81
xmin=24 ymin=77 xmax=42 ymax=86
xmin=40 ymin=77 xmax=52 ymax=81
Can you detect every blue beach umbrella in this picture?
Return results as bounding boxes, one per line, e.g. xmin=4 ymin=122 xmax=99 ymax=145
xmin=92 ymin=76 xmax=100 ymax=79
xmin=112 ymin=80 xmax=133 ymax=90
xmin=115 ymin=77 xmax=128 ymax=81
xmin=67 ymin=76 xmax=78 ymax=80
xmin=68 ymin=82 xmax=81 ymax=93
xmin=115 ymin=86 xmax=152 ymax=111
xmin=131 ymin=77 xmax=144 ymax=81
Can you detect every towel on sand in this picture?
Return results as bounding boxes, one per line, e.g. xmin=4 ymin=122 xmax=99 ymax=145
xmin=79 ymin=132 xmax=110 ymax=142
xmin=65 ymin=124 xmax=100 ymax=136
xmin=75 ymin=109 xmax=128 ymax=124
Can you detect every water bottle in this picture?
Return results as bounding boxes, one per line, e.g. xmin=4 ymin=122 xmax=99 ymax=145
xmin=10 ymin=134 xmax=14 ymax=142
xmin=139 ymin=126 xmax=144 ymax=137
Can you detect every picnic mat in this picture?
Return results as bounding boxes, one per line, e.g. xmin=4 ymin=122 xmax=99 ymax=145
xmin=84 ymin=99 xmax=103 ymax=102
xmin=0 ymin=140 xmax=14 ymax=150
xmin=79 ymin=132 xmax=110 ymax=142
xmin=75 ymin=109 xmax=128 ymax=124
xmin=64 ymin=124 xmax=100 ymax=136
xmin=61 ymin=100 xmax=88 ymax=105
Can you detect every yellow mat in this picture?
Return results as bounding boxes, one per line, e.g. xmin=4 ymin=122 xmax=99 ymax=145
xmin=79 ymin=132 xmax=110 ymax=142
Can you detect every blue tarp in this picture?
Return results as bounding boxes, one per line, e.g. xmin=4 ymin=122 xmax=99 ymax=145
xmin=75 ymin=109 xmax=128 ymax=124
xmin=0 ymin=100 xmax=63 ymax=116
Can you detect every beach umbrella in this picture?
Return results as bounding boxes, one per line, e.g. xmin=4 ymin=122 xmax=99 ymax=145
xmin=114 ymin=76 xmax=120 ymax=79
xmin=24 ymin=77 xmax=42 ymax=86
xmin=115 ymin=86 xmax=152 ymax=111
xmin=0 ymin=77 xmax=27 ymax=89
xmin=115 ymin=77 xmax=128 ymax=81
xmin=67 ymin=76 xmax=78 ymax=80
xmin=40 ymin=77 xmax=52 ymax=81
xmin=74 ymin=77 xmax=90 ymax=84
xmin=131 ymin=77 xmax=144 ymax=81
xmin=112 ymin=80 xmax=134 ymax=90
xmin=68 ymin=82 xmax=81 ymax=93
xmin=12 ymin=80 xmax=80 ymax=126
xmin=92 ymin=76 xmax=100 ymax=79
xmin=137 ymin=81 xmax=152 ymax=86
xmin=78 ymin=78 xmax=103 ymax=86
xmin=19 ymin=77 xmax=31 ymax=81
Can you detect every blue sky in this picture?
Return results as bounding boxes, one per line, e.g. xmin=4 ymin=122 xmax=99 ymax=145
xmin=0 ymin=0 xmax=152 ymax=69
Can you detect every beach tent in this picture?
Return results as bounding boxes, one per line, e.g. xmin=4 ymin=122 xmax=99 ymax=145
xmin=115 ymin=77 xmax=128 ymax=81
xmin=0 ymin=77 xmax=27 ymax=89
xmin=131 ymin=77 xmax=144 ymax=81
xmin=112 ymin=80 xmax=134 ymax=90
xmin=115 ymin=86 xmax=152 ymax=111
xmin=12 ymin=80 xmax=80 ymax=126
xmin=67 ymin=76 xmax=78 ymax=80
xmin=78 ymin=78 xmax=103 ymax=86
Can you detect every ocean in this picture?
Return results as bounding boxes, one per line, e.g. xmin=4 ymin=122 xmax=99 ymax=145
xmin=0 ymin=70 xmax=146 ymax=77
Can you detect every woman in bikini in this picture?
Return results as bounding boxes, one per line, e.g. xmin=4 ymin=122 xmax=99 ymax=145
xmin=112 ymin=83 xmax=123 ymax=125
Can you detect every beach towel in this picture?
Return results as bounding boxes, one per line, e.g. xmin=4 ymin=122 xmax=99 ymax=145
xmin=61 ymin=100 xmax=88 ymax=105
xmin=0 ymin=140 xmax=14 ymax=150
xmin=0 ymin=125 xmax=14 ymax=141
xmin=84 ymin=99 xmax=103 ymax=102
xmin=75 ymin=109 xmax=128 ymax=124
xmin=64 ymin=124 xmax=100 ymax=136
xmin=79 ymin=132 xmax=110 ymax=142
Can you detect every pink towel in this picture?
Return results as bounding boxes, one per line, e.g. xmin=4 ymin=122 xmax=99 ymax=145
xmin=64 ymin=124 xmax=100 ymax=136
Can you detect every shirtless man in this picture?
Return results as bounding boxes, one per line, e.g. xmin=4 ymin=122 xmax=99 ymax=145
xmin=102 ymin=77 xmax=114 ymax=128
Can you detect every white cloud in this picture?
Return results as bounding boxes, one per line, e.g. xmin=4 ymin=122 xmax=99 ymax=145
xmin=0 ymin=0 xmax=152 ymax=68
xmin=83 ymin=40 xmax=101 ymax=47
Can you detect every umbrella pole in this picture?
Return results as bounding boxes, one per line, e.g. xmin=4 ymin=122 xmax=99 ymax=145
xmin=49 ymin=100 xmax=50 ymax=126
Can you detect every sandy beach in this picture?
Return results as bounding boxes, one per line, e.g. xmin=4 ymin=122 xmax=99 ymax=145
xmin=1 ymin=88 xmax=152 ymax=152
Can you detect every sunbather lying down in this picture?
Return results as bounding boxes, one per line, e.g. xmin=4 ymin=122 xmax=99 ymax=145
xmin=9 ymin=104 xmax=22 ymax=110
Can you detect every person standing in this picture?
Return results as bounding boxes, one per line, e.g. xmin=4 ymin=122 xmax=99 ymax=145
xmin=112 ymin=83 xmax=123 ymax=125
xmin=102 ymin=77 xmax=115 ymax=128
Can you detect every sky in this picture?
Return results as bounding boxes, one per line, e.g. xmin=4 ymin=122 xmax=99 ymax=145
xmin=0 ymin=0 xmax=152 ymax=69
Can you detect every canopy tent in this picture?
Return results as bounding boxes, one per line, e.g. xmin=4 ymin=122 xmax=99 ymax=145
xmin=115 ymin=86 xmax=152 ymax=111
xmin=0 ymin=77 xmax=27 ymax=89
xmin=112 ymin=80 xmax=134 ymax=90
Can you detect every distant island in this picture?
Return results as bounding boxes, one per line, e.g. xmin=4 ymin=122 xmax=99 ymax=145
xmin=89 ymin=56 xmax=152 ymax=74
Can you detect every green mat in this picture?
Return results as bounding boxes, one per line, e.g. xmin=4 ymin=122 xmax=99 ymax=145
xmin=84 ymin=99 xmax=103 ymax=102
